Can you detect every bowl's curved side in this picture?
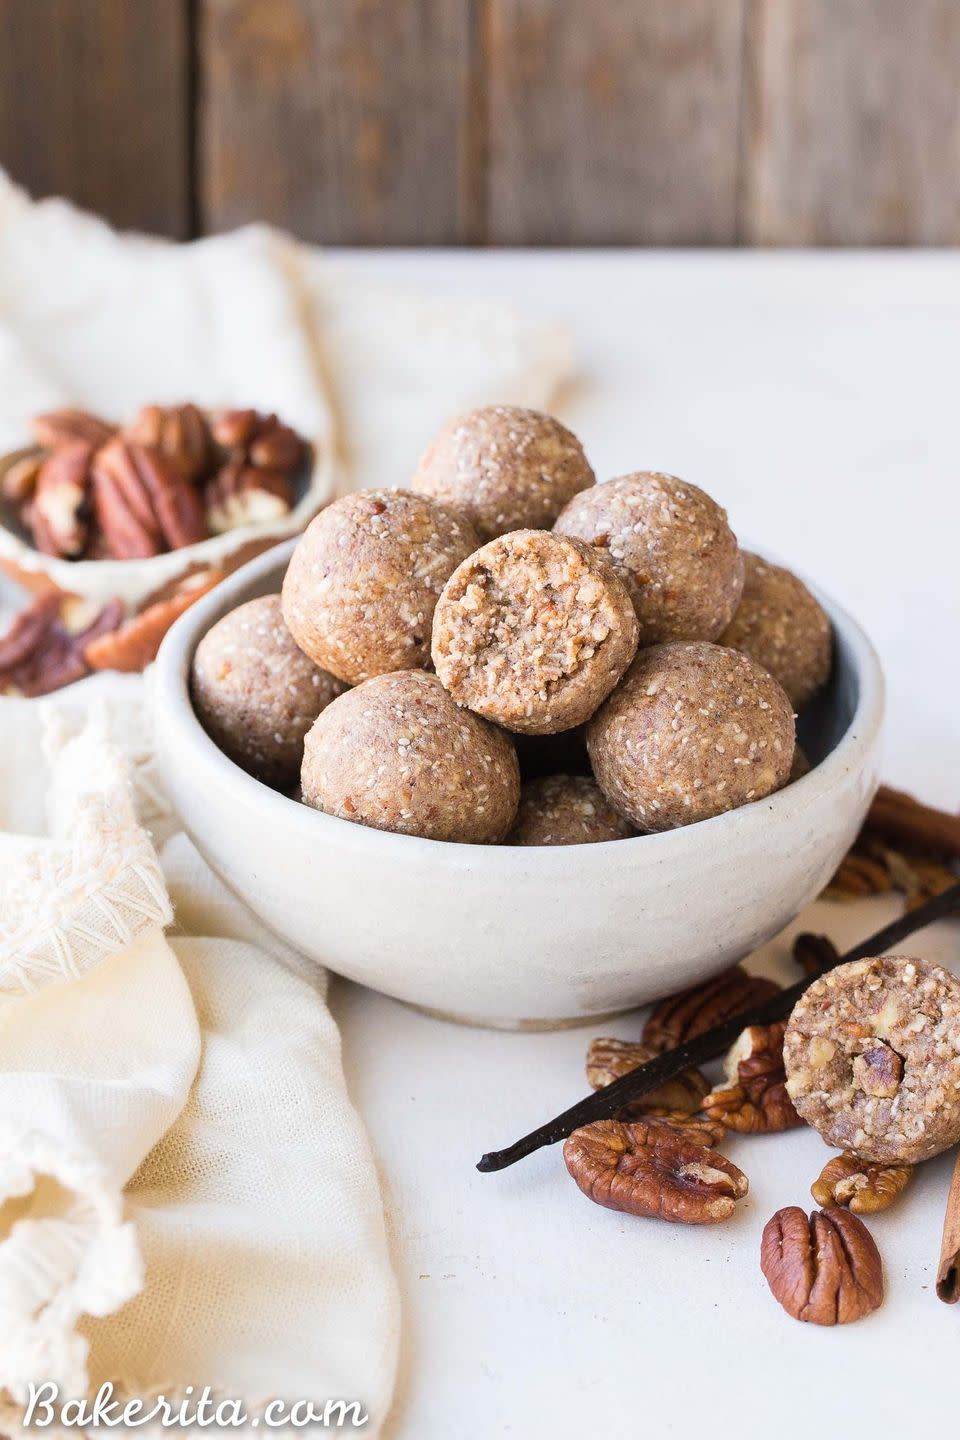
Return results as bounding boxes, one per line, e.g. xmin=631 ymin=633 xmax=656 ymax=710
xmin=153 ymin=544 xmax=884 ymax=1028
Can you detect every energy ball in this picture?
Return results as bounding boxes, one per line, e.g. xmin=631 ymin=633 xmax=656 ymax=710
xmin=554 ymin=471 xmax=744 ymax=646
xmin=192 ymin=594 xmax=343 ymax=789
xmin=719 ymin=552 xmax=832 ymax=709
xmin=432 ymin=529 xmax=638 ymax=735
xmin=784 ymin=956 xmax=960 ymax=1164
xmin=281 ymin=489 xmax=479 ymax=686
xmin=411 ymin=405 xmax=595 ymax=540
xmin=587 ymin=642 xmax=794 ymax=831
xmin=509 ymin=774 xmax=635 ymax=846
xmin=301 ymin=670 xmax=519 ymax=844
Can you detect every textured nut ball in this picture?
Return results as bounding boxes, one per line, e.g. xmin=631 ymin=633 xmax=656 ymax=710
xmin=411 ymin=405 xmax=595 ymax=540
xmin=555 ymin=471 xmax=744 ymax=646
xmin=191 ymin=595 xmax=343 ymax=789
xmin=784 ymin=955 xmax=960 ymax=1165
xmin=281 ymin=489 xmax=480 ymax=685
xmin=432 ymin=530 xmax=639 ymax=735
xmin=301 ymin=670 xmax=520 ymax=843
xmin=509 ymin=774 xmax=635 ymax=846
xmin=720 ymin=552 xmax=832 ymax=708
xmin=587 ymin=642 xmax=795 ymax=831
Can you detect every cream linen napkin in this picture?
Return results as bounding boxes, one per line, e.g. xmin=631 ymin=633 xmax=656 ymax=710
xmin=0 ymin=175 xmax=570 ymax=1428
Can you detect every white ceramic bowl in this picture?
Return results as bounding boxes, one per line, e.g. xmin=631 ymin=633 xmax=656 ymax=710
xmin=153 ymin=540 xmax=884 ymax=1030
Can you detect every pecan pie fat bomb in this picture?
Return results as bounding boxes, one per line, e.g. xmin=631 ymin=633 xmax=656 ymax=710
xmin=720 ymin=552 xmax=832 ymax=709
xmin=301 ymin=670 xmax=520 ymax=844
xmin=509 ymin=774 xmax=635 ymax=846
xmin=432 ymin=530 xmax=639 ymax=735
xmin=784 ymin=956 xmax=960 ymax=1165
xmin=191 ymin=595 xmax=343 ymax=790
xmin=412 ymin=406 xmax=595 ymax=541
xmin=281 ymin=489 xmax=480 ymax=686
xmin=554 ymin=471 xmax=744 ymax=647
xmin=587 ymin=642 xmax=795 ymax=831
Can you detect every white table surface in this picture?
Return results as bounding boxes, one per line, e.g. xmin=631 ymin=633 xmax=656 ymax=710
xmin=324 ymin=252 xmax=960 ymax=1439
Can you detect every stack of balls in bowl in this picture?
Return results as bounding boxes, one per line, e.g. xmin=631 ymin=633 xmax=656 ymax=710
xmin=191 ymin=406 xmax=831 ymax=846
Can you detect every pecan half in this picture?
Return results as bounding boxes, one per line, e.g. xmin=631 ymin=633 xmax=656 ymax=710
xmin=125 ymin=403 xmax=212 ymax=483
xmin=792 ymin=932 xmax=839 ymax=978
xmin=29 ymin=443 xmax=93 ymax=557
xmin=0 ymin=593 xmax=123 ymax=696
xmin=702 ymin=1021 xmax=804 ymax=1134
xmin=211 ymin=409 xmax=306 ymax=473
xmin=85 ymin=568 xmax=225 ymax=673
xmin=92 ymin=440 xmax=207 ymax=558
xmin=811 ymin=1153 xmax=913 ymax=1215
xmin=32 ymin=407 xmax=116 ymax=451
xmin=586 ymin=1037 xmax=708 ymax=1116
xmin=563 ymin=1119 xmax=748 ymax=1225
xmin=643 ymin=965 xmax=782 ymax=1052
xmin=760 ymin=1206 xmax=884 ymax=1324
xmin=823 ymin=849 xmax=893 ymax=899
xmin=204 ymin=457 xmax=293 ymax=533
xmin=1 ymin=451 xmax=44 ymax=508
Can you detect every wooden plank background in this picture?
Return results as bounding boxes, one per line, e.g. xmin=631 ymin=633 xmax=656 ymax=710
xmin=1 ymin=0 xmax=959 ymax=246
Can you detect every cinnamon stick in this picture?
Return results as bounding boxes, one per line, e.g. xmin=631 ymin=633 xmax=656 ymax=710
xmin=936 ymin=1151 xmax=960 ymax=1303
xmin=863 ymin=785 xmax=960 ymax=859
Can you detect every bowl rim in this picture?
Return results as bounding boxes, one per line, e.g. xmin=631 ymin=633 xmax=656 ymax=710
xmin=152 ymin=536 xmax=885 ymax=873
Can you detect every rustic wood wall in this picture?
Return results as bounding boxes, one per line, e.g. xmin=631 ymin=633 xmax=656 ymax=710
xmin=2 ymin=0 xmax=959 ymax=245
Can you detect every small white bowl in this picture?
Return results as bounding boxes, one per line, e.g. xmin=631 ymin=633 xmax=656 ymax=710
xmin=153 ymin=540 xmax=884 ymax=1030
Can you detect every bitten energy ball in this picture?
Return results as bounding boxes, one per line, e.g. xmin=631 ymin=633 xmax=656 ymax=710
xmin=432 ymin=530 xmax=638 ymax=735
xmin=587 ymin=642 xmax=795 ymax=831
xmin=192 ymin=595 xmax=342 ymax=789
xmin=411 ymin=406 xmax=595 ymax=540
xmin=509 ymin=774 xmax=634 ymax=846
xmin=720 ymin=552 xmax=832 ymax=708
xmin=555 ymin=471 xmax=744 ymax=646
xmin=281 ymin=489 xmax=479 ymax=686
xmin=301 ymin=670 xmax=520 ymax=843
xmin=784 ymin=955 xmax=960 ymax=1165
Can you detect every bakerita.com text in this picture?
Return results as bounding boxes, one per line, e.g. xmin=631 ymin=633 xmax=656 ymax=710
xmin=22 ymin=1383 xmax=368 ymax=1429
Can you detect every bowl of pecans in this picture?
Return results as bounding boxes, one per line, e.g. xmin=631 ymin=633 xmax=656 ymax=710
xmin=0 ymin=403 xmax=334 ymax=610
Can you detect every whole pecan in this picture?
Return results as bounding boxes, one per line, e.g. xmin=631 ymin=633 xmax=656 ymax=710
xmin=85 ymin=567 xmax=225 ymax=673
xmin=792 ymin=932 xmax=839 ymax=979
xmin=811 ymin=1153 xmax=913 ymax=1215
xmin=0 ymin=593 xmax=123 ymax=696
xmin=586 ymin=1037 xmax=708 ymax=1116
xmin=760 ymin=1206 xmax=884 ymax=1325
xmin=29 ymin=443 xmax=93 ymax=557
xmin=204 ymin=456 xmax=293 ymax=533
xmin=642 ymin=964 xmax=782 ymax=1052
xmin=563 ymin=1118 xmax=748 ymax=1225
xmin=211 ymin=408 xmax=306 ymax=473
xmin=92 ymin=439 xmax=207 ymax=558
xmin=32 ymin=407 xmax=116 ymax=452
xmin=125 ymin=403 xmax=212 ymax=484
xmin=702 ymin=1021 xmax=804 ymax=1134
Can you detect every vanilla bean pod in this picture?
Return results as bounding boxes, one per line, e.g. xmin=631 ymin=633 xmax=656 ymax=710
xmin=477 ymin=881 xmax=960 ymax=1173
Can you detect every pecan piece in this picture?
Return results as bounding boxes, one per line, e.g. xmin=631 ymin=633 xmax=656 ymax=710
xmin=586 ymin=1037 xmax=708 ymax=1116
xmin=85 ymin=568 xmax=225 ymax=673
xmin=792 ymin=931 xmax=839 ymax=978
xmin=642 ymin=964 xmax=782 ymax=1052
xmin=702 ymin=1021 xmax=804 ymax=1134
xmin=32 ymin=407 xmax=116 ymax=451
xmin=563 ymin=1119 xmax=748 ymax=1225
xmin=92 ymin=439 xmax=207 ymax=558
xmin=642 ymin=1110 xmax=727 ymax=1150
xmin=125 ymin=403 xmax=212 ymax=484
xmin=811 ymin=1154 xmax=913 ymax=1215
xmin=29 ymin=443 xmax=93 ymax=557
xmin=212 ymin=409 xmax=306 ymax=473
xmin=0 ymin=593 xmax=123 ymax=696
xmin=2 ymin=451 xmax=44 ymax=508
xmin=205 ymin=457 xmax=293 ymax=533
xmin=760 ymin=1206 xmax=884 ymax=1324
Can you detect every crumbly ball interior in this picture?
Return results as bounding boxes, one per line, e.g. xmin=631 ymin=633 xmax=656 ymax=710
xmin=192 ymin=594 xmax=342 ymax=789
xmin=281 ymin=488 xmax=479 ymax=685
xmin=555 ymin=471 xmax=744 ymax=645
xmin=509 ymin=774 xmax=634 ymax=846
xmin=587 ymin=641 xmax=795 ymax=830
xmin=784 ymin=955 xmax=960 ymax=1164
xmin=720 ymin=552 xmax=832 ymax=708
xmin=432 ymin=530 xmax=638 ymax=734
xmin=412 ymin=405 xmax=595 ymax=540
xmin=301 ymin=669 xmax=520 ymax=844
